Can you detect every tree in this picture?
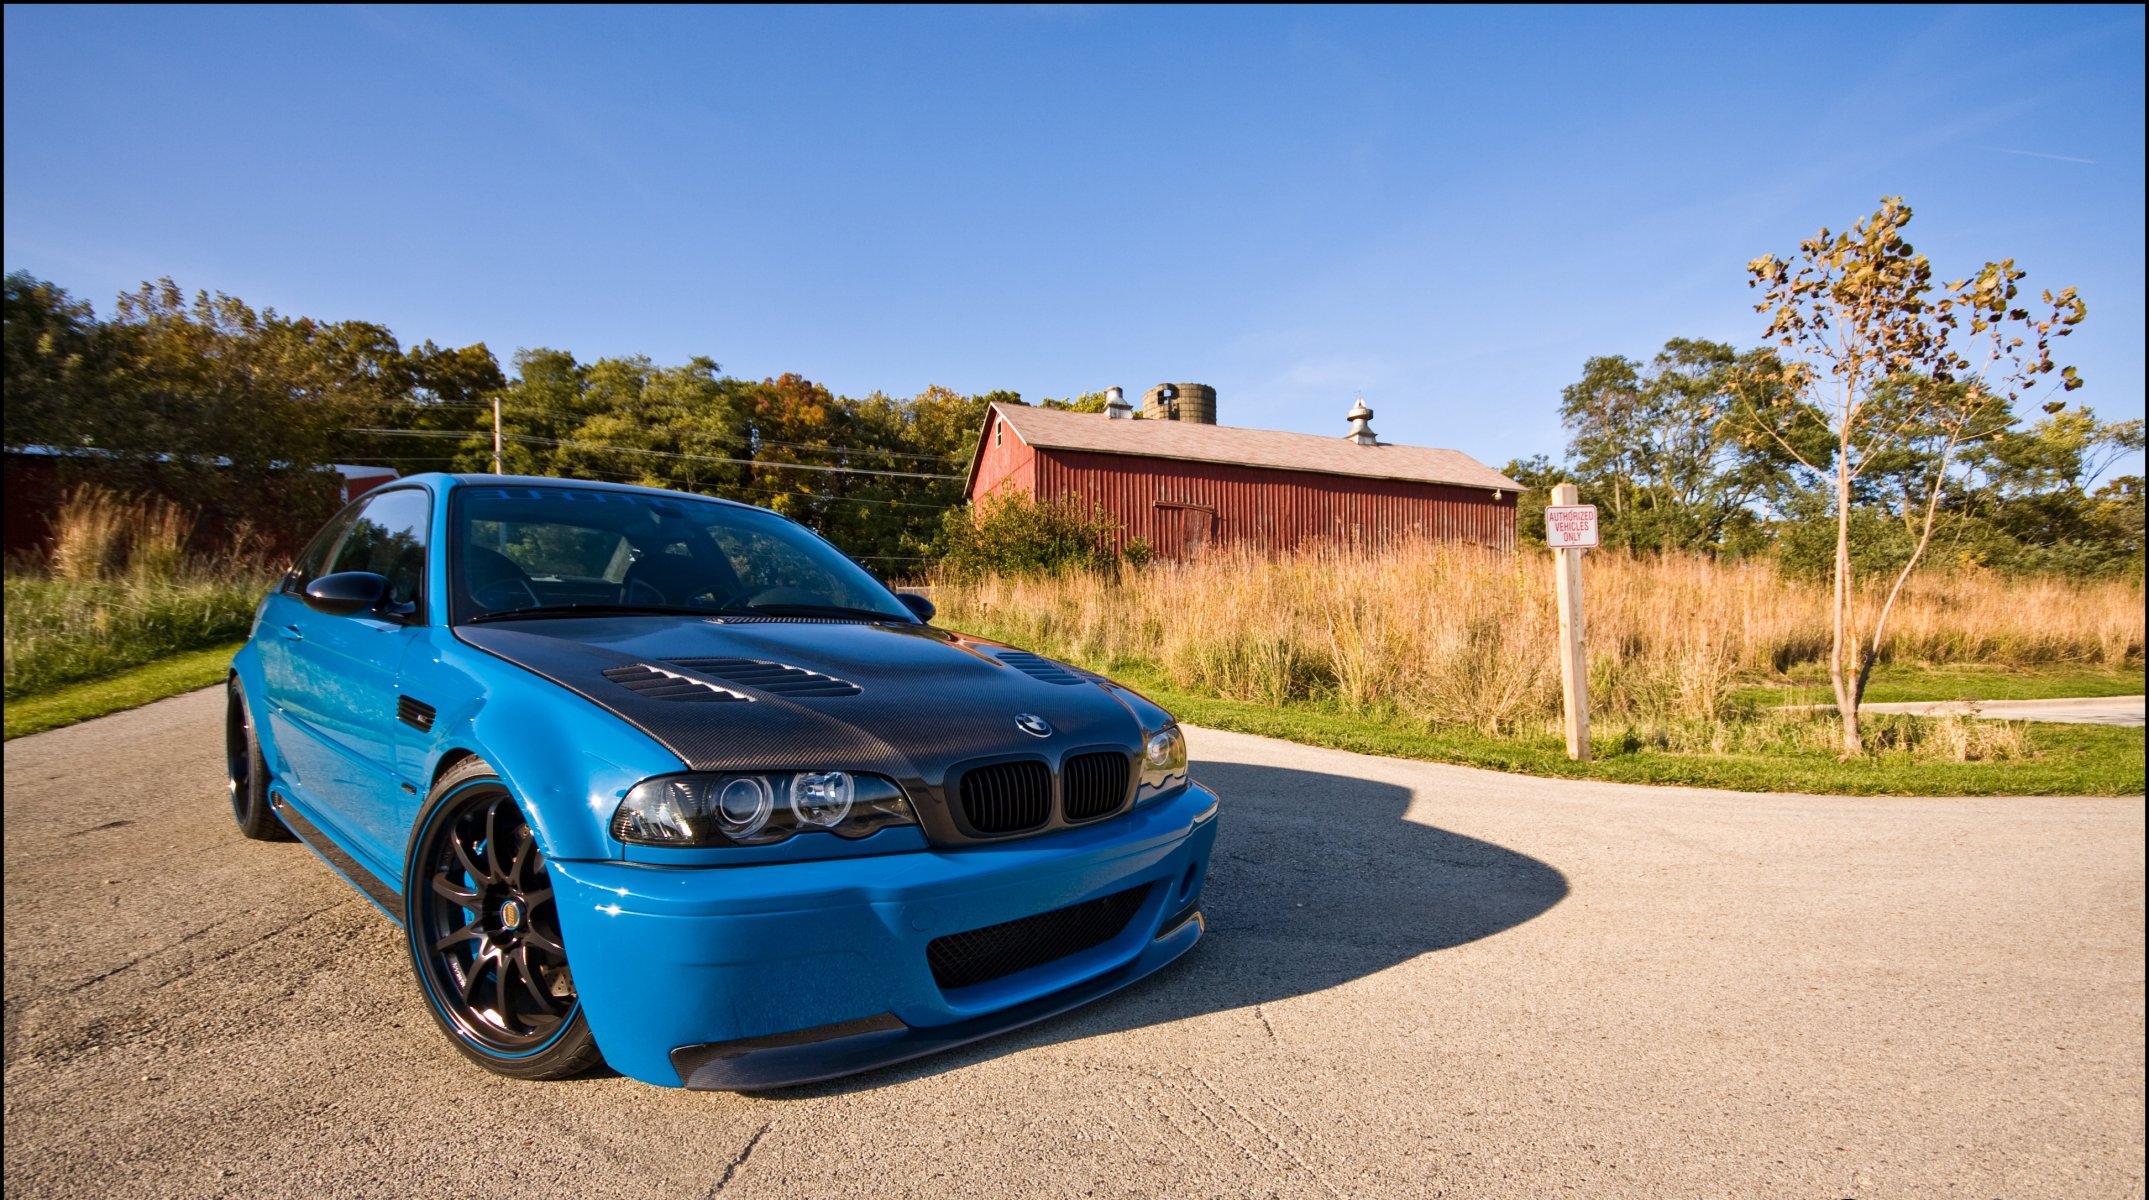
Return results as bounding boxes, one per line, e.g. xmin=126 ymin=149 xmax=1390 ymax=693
xmin=1557 ymin=339 xmax=1814 ymax=552
xmin=3 ymin=273 xmax=107 ymax=452
xmin=1744 ymin=197 xmax=2085 ymax=753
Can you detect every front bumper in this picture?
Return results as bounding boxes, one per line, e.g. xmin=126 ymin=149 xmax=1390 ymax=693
xmin=547 ymin=783 xmax=1219 ymax=1088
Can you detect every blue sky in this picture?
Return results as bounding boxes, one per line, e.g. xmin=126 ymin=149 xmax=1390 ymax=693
xmin=5 ymin=5 xmax=2143 ymax=472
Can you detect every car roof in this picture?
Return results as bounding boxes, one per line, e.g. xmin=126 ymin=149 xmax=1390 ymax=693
xmin=395 ymin=472 xmax=765 ymax=512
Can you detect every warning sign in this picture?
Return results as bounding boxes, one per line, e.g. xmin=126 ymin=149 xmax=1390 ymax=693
xmin=1545 ymin=504 xmax=1599 ymax=549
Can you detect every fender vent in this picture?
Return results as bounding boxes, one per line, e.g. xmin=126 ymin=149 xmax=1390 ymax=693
xmin=993 ymin=650 xmax=1084 ymax=686
xmin=601 ymin=664 xmax=751 ymax=703
xmin=668 ymin=657 xmax=861 ymax=698
xmin=396 ymin=695 xmax=437 ymax=732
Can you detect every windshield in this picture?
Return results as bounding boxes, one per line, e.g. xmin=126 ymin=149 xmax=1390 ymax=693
xmin=448 ymin=483 xmax=913 ymax=624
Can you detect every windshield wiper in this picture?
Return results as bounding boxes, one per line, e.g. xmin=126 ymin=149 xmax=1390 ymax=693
xmin=465 ymin=603 xmax=718 ymax=624
xmin=717 ymin=602 xmax=910 ymax=622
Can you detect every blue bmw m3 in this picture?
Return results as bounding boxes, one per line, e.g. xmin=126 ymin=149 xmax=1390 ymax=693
xmin=225 ymin=475 xmax=1217 ymax=1089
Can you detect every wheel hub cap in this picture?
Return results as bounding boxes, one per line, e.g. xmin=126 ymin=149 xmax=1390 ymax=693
xmin=497 ymin=899 xmax=524 ymax=930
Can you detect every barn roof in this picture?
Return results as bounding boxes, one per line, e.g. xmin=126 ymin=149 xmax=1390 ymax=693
xmin=977 ymin=402 xmax=1523 ymax=493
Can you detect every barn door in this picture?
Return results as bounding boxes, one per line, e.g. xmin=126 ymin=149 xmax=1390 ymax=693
xmin=1154 ymin=504 xmax=1215 ymax=560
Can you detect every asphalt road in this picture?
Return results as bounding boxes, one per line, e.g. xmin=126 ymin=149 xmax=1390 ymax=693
xmin=4 ymin=689 xmax=2142 ymax=1199
xmin=1855 ymin=695 xmax=2146 ymax=726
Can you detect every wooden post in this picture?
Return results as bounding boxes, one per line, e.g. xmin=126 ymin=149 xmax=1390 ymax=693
xmin=1551 ymin=482 xmax=1590 ymax=761
xmin=492 ymin=395 xmax=504 ymax=475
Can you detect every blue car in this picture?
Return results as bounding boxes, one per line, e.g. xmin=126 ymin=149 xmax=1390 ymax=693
xmin=225 ymin=475 xmax=1217 ymax=1089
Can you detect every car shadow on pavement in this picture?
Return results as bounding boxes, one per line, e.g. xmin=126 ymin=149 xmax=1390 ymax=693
xmin=775 ymin=757 xmax=1570 ymax=1095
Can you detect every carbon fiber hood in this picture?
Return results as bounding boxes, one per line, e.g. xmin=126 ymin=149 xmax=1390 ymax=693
xmin=457 ymin=616 xmax=1152 ymax=842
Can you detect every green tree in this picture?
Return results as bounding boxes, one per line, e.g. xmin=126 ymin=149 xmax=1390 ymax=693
xmin=1745 ymin=197 xmax=2085 ymax=753
xmin=3 ymin=273 xmax=108 ymax=453
xmin=1558 ymin=339 xmax=1814 ymax=552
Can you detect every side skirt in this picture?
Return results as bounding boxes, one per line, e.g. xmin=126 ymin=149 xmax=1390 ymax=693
xmin=270 ymin=790 xmax=405 ymax=926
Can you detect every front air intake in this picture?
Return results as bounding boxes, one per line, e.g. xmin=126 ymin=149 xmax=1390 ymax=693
xmin=956 ymin=760 xmax=1052 ymax=834
xmin=926 ymin=885 xmax=1151 ymax=990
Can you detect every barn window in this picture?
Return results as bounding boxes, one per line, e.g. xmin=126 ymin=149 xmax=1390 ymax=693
xmin=994 ymin=421 xmax=1003 ymax=447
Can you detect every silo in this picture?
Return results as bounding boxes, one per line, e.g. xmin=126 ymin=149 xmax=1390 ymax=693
xmin=1142 ymin=383 xmax=1217 ymax=424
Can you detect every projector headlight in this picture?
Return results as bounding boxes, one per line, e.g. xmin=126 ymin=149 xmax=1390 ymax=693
xmin=1135 ymin=725 xmax=1189 ymax=808
xmin=613 ymin=771 xmax=914 ymax=847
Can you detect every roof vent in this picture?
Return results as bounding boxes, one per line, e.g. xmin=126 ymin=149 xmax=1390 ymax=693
xmin=1345 ymin=398 xmax=1378 ymax=446
xmin=1104 ymin=386 xmax=1133 ymax=420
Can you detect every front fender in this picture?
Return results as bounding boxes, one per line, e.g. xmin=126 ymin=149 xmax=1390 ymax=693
xmin=403 ymin=635 xmax=685 ymax=864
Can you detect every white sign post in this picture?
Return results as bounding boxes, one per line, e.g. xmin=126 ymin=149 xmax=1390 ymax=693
xmin=1546 ymin=486 xmax=1595 ymax=761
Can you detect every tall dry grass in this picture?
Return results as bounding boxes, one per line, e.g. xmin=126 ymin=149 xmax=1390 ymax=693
xmin=5 ymin=487 xmax=280 ymax=698
xmin=933 ymin=540 xmax=2144 ymax=741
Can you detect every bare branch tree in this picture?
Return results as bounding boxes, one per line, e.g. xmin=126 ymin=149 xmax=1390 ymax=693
xmin=1743 ymin=197 xmax=2085 ymax=755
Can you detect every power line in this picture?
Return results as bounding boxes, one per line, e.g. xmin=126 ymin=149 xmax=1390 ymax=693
xmin=346 ymin=428 xmax=965 ymax=481
xmin=373 ymin=403 xmax=971 ymax=463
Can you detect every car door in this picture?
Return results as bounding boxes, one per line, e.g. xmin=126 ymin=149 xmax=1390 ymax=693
xmin=269 ymin=486 xmax=433 ymax=871
xmin=259 ymin=504 xmax=361 ymax=783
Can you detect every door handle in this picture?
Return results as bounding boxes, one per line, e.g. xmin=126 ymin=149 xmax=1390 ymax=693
xmin=279 ymin=624 xmax=304 ymax=641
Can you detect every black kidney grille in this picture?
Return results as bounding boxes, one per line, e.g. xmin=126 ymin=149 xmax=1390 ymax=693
xmin=600 ymin=664 xmax=749 ymax=702
xmin=957 ymin=760 xmax=1052 ymax=834
xmin=926 ymin=885 xmax=1151 ymax=991
xmin=993 ymin=650 xmax=1084 ymax=686
xmin=1062 ymin=751 xmax=1132 ymax=822
xmin=668 ymin=657 xmax=861 ymax=698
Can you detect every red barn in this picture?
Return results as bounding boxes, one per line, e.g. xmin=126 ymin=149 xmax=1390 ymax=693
xmin=962 ymin=387 xmax=1521 ymax=558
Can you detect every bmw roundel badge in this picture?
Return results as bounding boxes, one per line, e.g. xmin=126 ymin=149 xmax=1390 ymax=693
xmin=1014 ymin=713 xmax=1053 ymax=738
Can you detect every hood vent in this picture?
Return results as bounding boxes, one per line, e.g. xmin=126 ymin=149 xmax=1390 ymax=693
xmin=601 ymin=664 xmax=752 ymax=703
xmin=993 ymin=650 xmax=1085 ymax=686
xmin=669 ymin=657 xmax=861 ymax=698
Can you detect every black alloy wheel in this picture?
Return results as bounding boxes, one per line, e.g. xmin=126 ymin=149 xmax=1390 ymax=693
xmin=405 ymin=757 xmax=602 ymax=1078
xmin=226 ymin=677 xmax=293 ymax=841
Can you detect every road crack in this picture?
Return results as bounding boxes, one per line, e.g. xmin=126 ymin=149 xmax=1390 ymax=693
xmin=706 ymin=1120 xmax=770 ymax=1196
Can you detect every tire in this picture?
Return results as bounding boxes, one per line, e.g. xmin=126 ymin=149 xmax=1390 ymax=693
xmin=403 ymin=756 xmax=603 ymax=1080
xmin=226 ymin=677 xmax=294 ymax=841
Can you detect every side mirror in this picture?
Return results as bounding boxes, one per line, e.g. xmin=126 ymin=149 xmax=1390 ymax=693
xmin=304 ymin=571 xmax=390 ymax=616
xmin=895 ymin=592 xmax=936 ymax=623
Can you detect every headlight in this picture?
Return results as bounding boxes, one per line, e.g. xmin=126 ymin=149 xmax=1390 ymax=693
xmin=1135 ymin=725 xmax=1189 ymax=807
xmin=612 ymin=771 xmax=915 ymax=847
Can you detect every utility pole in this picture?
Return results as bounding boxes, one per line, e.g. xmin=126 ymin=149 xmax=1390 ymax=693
xmin=492 ymin=395 xmax=503 ymax=475
xmin=1547 ymin=482 xmax=1596 ymax=761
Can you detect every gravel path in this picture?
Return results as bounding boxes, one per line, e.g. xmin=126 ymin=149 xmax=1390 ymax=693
xmin=4 ymin=687 xmax=2142 ymax=1198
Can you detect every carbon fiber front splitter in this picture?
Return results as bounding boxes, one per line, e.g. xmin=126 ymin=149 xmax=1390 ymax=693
xmin=669 ymin=907 xmax=1204 ymax=1091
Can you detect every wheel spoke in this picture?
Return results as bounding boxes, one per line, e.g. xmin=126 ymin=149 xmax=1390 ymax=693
xmin=511 ymin=829 xmax=536 ymax=887
xmin=525 ymin=928 xmax=566 ymax=959
xmin=431 ymin=874 xmax=480 ymax=909
xmin=434 ymin=919 xmax=485 ymax=953
xmin=451 ymin=828 xmax=490 ymax=885
xmin=522 ymin=887 xmax=553 ymax=910
xmin=457 ymin=953 xmax=487 ymax=1005
xmin=483 ymin=801 xmax=509 ymax=879
xmin=514 ymin=946 xmax=561 ymax=1017
xmin=494 ymin=952 xmax=520 ymax=1032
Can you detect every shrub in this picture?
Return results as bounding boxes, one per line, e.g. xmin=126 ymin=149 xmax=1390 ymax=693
xmin=936 ymin=493 xmax=1124 ymax=579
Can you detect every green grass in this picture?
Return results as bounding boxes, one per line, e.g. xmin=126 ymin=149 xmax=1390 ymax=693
xmin=5 ymin=571 xmax=274 ymax=698
xmin=4 ymin=642 xmax=241 ymax=739
xmin=1736 ymin=662 xmax=2146 ymax=708
xmin=1128 ymin=670 xmax=2142 ymax=796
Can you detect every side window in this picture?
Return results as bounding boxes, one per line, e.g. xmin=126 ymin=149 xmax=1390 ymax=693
xmin=326 ymin=489 xmax=431 ymax=613
xmin=285 ymin=505 xmax=363 ymax=593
